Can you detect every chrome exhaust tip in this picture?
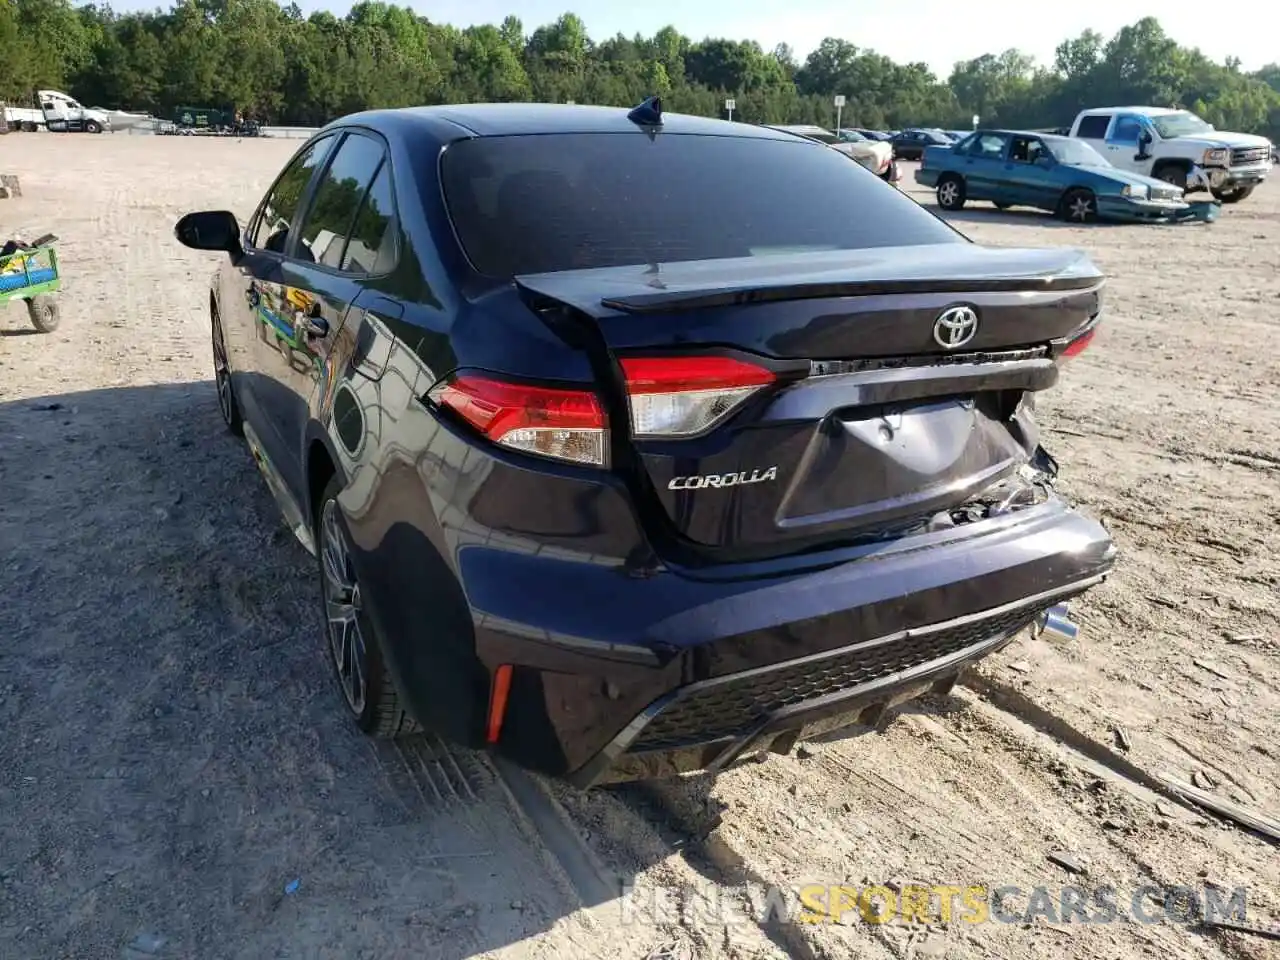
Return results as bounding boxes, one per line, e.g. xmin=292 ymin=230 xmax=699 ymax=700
xmin=1033 ymin=603 xmax=1079 ymax=642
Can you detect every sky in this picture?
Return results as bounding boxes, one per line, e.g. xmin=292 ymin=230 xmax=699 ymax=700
xmin=119 ymin=0 xmax=1274 ymax=81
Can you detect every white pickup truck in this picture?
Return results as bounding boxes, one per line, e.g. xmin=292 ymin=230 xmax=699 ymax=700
xmin=1067 ymin=106 xmax=1271 ymax=204
xmin=1 ymin=89 xmax=111 ymax=133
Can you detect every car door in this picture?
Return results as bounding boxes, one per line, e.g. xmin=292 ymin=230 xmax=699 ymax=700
xmin=222 ymin=133 xmax=337 ymax=493
xmin=1102 ymin=114 xmax=1148 ymax=174
xmin=959 ymin=132 xmax=1009 ymax=201
xmin=270 ymin=129 xmax=398 ymax=501
xmin=1003 ymin=135 xmax=1055 ymax=209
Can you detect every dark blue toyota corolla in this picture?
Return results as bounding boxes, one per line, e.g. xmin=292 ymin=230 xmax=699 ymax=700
xmin=175 ymin=98 xmax=1116 ymax=787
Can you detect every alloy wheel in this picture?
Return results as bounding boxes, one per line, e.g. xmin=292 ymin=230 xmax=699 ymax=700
xmin=211 ymin=316 xmax=233 ymax=425
xmin=1067 ymin=193 xmax=1096 ymax=222
xmin=938 ymin=181 xmax=959 ymax=207
xmin=321 ymin=499 xmax=367 ymax=715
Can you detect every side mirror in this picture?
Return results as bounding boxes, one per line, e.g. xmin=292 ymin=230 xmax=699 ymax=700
xmin=1139 ymin=130 xmax=1153 ymax=146
xmin=1035 ymin=155 xmax=1054 ymax=167
xmin=175 ymin=210 xmax=242 ymax=256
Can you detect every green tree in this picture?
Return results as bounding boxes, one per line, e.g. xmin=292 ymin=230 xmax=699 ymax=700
xmin=0 ymin=5 xmax=1272 ymax=142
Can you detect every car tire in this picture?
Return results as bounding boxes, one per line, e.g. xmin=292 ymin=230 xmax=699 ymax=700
xmin=936 ymin=175 xmax=966 ymax=210
xmin=26 ymin=295 xmax=61 ymax=333
xmin=316 ymin=476 xmax=421 ymax=739
xmin=211 ymin=306 xmax=244 ymax=436
xmin=1059 ymin=188 xmax=1097 ymax=223
xmin=1211 ymin=184 xmax=1254 ymax=204
xmin=85 ymin=120 xmax=103 ymax=134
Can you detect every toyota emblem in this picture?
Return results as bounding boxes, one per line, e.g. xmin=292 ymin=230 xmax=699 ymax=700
xmin=933 ymin=305 xmax=980 ymax=349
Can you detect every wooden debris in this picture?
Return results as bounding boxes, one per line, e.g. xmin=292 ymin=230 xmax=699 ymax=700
xmin=1225 ymin=632 xmax=1262 ymax=644
xmin=1200 ymin=918 xmax=1280 ymax=941
xmin=1192 ymin=769 xmax=1218 ymax=790
xmin=1114 ymin=726 xmax=1132 ymax=751
xmin=1046 ymin=851 xmax=1087 ymax=876
xmin=1155 ymin=772 xmax=1280 ymax=843
xmin=1193 ymin=659 xmax=1233 ymax=680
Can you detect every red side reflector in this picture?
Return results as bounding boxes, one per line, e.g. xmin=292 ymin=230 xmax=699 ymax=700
xmin=486 ymin=664 xmax=513 ymax=745
xmin=620 ymin=356 xmax=776 ymax=395
xmin=1062 ymin=327 xmax=1096 ymax=359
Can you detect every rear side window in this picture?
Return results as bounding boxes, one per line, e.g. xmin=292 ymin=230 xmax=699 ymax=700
xmin=1075 ymin=115 xmax=1111 ymax=138
xmin=250 ymin=135 xmax=334 ymax=252
xmin=970 ymin=133 xmax=1008 ymax=159
xmin=440 ymin=133 xmax=962 ymax=278
xmin=294 ymin=132 xmax=389 ymax=272
xmin=342 ymin=164 xmax=397 ymax=274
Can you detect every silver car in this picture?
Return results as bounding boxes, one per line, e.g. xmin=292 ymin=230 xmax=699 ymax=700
xmin=766 ymin=124 xmax=897 ymax=182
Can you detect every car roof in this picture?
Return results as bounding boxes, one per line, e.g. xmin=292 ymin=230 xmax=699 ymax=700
xmin=970 ymin=129 xmax=1076 ymax=143
xmin=326 ymin=102 xmax=801 ymax=141
xmin=1080 ymin=106 xmax=1180 ymax=117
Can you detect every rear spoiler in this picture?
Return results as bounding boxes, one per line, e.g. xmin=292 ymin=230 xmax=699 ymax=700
xmin=514 ymin=246 xmax=1104 ymax=318
xmin=598 ymin=275 xmax=1103 ymax=315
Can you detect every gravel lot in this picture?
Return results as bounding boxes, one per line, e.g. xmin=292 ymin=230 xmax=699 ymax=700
xmin=1 ymin=135 xmax=1276 ymax=960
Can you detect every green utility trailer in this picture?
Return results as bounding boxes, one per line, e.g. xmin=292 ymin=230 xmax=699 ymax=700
xmin=0 ymin=234 xmax=62 ymax=332
xmin=175 ymin=106 xmax=230 ymax=129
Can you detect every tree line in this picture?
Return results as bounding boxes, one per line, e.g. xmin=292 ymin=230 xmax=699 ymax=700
xmin=3 ymin=0 xmax=1279 ymax=139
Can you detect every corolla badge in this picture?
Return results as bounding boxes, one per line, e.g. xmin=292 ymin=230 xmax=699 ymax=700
xmin=669 ymin=467 xmax=778 ymax=490
xmin=933 ymin=305 xmax=980 ymax=349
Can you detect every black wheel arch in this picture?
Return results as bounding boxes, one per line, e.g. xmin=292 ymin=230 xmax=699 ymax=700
xmin=1151 ymin=158 xmax=1192 ymax=176
xmin=303 ymin=425 xmax=347 ymax=528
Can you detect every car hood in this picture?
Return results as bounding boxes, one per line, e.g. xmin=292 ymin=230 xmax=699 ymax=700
xmin=1170 ymin=132 xmax=1271 ymax=150
xmin=1074 ymin=164 xmax=1176 ymax=192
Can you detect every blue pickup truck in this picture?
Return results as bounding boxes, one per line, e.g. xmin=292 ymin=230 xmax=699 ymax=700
xmin=914 ymin=129 xmax=1196 ymax=223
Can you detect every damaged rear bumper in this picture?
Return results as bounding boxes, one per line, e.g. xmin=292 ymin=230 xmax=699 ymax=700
xmin=568 ymin=578 xmax=1099 ymax=788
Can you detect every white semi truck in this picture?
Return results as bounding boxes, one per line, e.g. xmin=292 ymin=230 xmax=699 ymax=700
xmin=1 ymin=90 xmax=112 ymax=133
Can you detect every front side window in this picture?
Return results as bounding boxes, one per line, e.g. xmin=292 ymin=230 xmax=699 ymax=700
xmin=1111 ymin=116 xmax=1143 ymax=143
xmin=1009 ymin=136 xmax=1045 ymax=163
xmin=440 ymin=132 xmax=963 ymax=279
xmin=250 ymin=135 xmax=335 ymax=253
xmin=294 ymin=132 xmax=388 ymax=272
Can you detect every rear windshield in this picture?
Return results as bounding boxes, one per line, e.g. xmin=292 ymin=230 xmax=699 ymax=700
xmin=440 ymin=132 xmax=963 ymax=278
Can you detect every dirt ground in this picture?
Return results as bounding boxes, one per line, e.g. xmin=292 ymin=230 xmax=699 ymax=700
xmin=0 ymin=135 xmax=1276 ymax=960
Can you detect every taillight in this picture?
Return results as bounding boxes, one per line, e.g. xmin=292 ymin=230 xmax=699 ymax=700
xmin=620 ymin=355 xmax=776 ymax=438
xmin=428 ymin=372 xmax=607 ymax=466
xmin=1061 ymin=326 xmax=1096 ymax=361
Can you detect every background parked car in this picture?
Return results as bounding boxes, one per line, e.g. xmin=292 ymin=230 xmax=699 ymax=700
xmin=916 ymin=128 xmax=1188 ymax=222
xmin=845 ymin=127 xmax=892 ymax=141
xmin=890 ymin=128 xmax=955 ymax=160
xmin=768 ymin=123 xmax=896 ymax=181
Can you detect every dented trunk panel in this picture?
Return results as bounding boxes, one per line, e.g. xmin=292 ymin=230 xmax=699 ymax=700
xmin=515 ymin=245 xmax=1104 ymax=557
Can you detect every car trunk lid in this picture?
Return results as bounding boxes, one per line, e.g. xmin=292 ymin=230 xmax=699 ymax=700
xmin=515 ymin=244 xmax=1103 ymax=559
